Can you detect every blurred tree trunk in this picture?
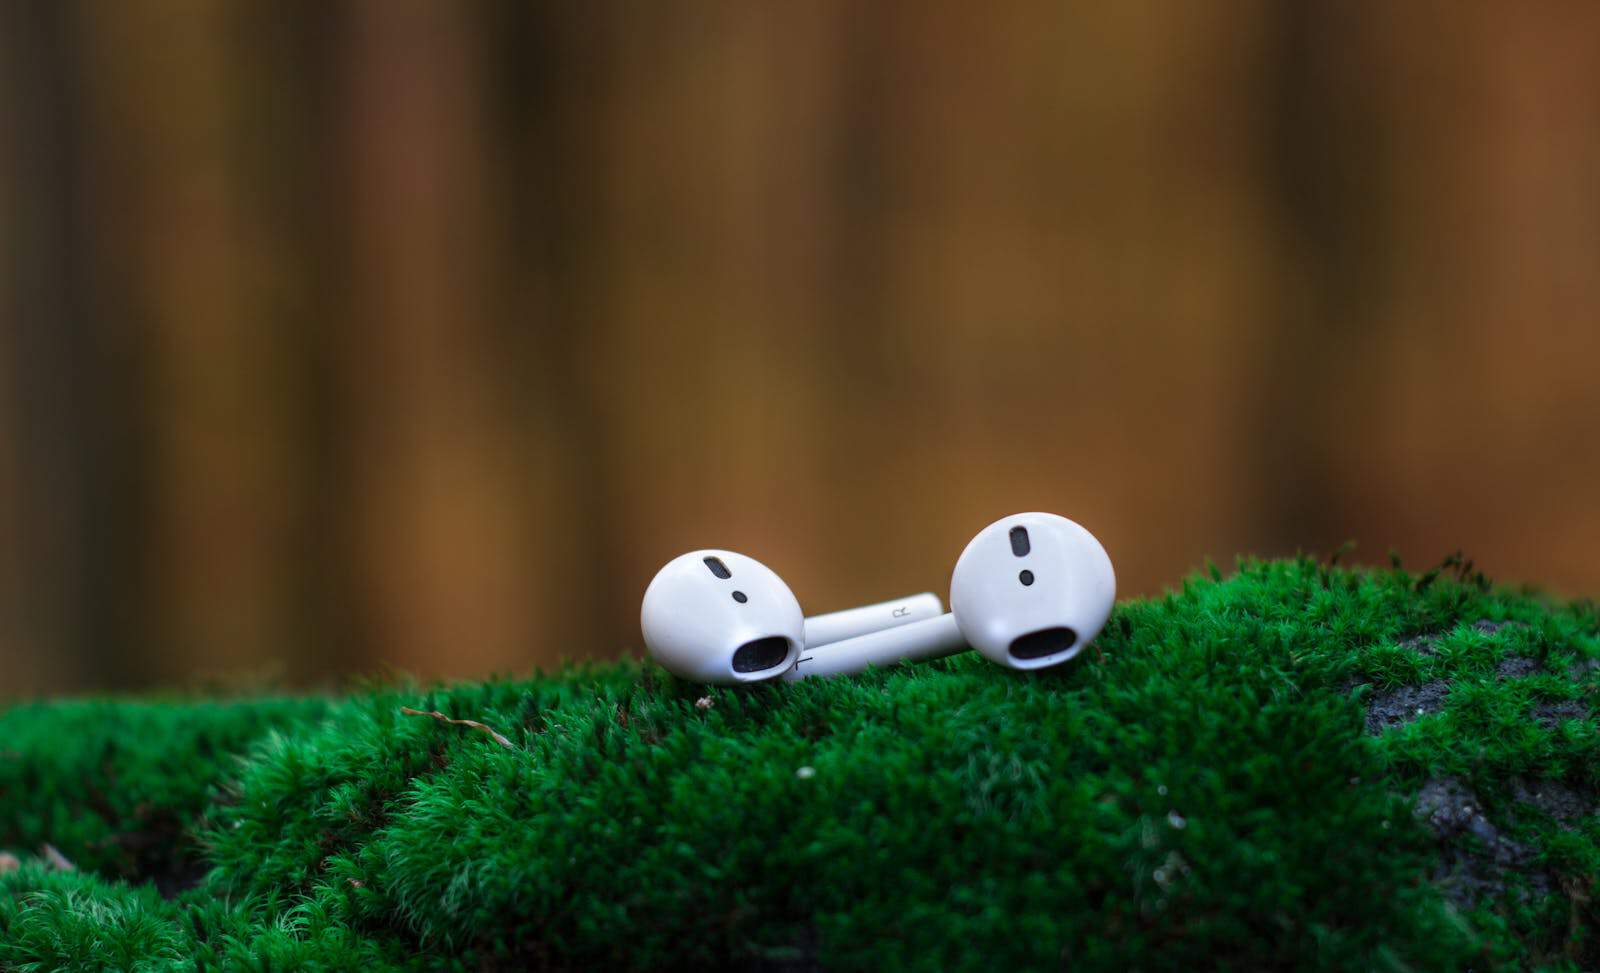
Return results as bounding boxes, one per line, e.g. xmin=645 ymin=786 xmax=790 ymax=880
xmin=0 ymin=1 xmax=125 ymax=694
xmin=75 ymin=1 xmax=304 ymax=686
xmin=1248 ymin=0 xmax=1397 ymax=560
xmin=1357 ymin=1 xmax=1600 ymax=589
xmin=336 ymin=0 xmax=549 ymax=677
xmin=224 ymin=0 xmax=349 ymax=682
xmin=488 ymin=0 xmax=619 ymax=664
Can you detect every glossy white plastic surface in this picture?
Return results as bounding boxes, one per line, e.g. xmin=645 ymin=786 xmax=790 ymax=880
xmin=803 ymin=592 xmax=943 ymax=647
xmin=641 ymin=550 xmax=805 ymax=684
xmin=783 ymin=512 xmax=1115 ymax=679
xmin=951 ymin=512 xmax=1115 ymax=670
xmin=641 ymin=552 xmax=943 ymax=685
xmin=784 ymin=612 xmax=964 ymax=680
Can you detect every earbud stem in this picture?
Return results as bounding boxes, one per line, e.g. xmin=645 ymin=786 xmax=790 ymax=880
xmin=784 ymin=612 xmax=966 ymax=681
xmin=802 ymin=592 xmax=943 ymax=647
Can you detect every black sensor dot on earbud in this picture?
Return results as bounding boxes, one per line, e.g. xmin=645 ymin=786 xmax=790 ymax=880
xmin=732 ymin=591 xmax=748 ymax=603
xmin=1019 ymin=570 xmax=1034 ymax=586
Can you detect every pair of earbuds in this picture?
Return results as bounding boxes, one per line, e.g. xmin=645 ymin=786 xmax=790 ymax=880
xmin=641 ymin=512 xmax=1115 ymax=685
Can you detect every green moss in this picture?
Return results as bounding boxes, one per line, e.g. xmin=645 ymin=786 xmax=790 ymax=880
xmin=0 ymin=698 xmax=331 ymax=890
xmin=1 ymin=557 xmax=1596 ymax=970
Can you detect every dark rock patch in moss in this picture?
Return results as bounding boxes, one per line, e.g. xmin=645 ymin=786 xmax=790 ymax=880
xmin=1533 ymin=699 xmax=1590 ymax=730
xmin=1414 ymin=777 xmax=1549 ymax=908
xmin=1495 ymin=655 xmax=1540 ymax=678
xmin=1410 ymin=771 xmax=1599 ymax=918
xmin=1365 ymin=679 xmax=1451 ymax=734
xmin=1511 ymin=777 xmax=1595 ymax=823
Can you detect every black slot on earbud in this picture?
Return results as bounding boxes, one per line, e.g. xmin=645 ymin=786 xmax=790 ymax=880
xmin=703 ymin=556 xmax=732 ymax=579
xmin=1009 ymin=627 xmax=1077 ymax=660
xmin=732 ymin=637 xmax=790 ymax=673
xmin=1009 ymin=526 xmax=1030 ymax=557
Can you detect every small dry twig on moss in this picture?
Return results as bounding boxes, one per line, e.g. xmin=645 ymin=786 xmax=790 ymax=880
xmin=40 ymin=844 xmax=74 ymax=871
xmin=399 ymin=707 xmax=514 ymax=748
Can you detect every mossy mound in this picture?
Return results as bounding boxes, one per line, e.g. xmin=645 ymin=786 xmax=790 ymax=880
xmin=2 ymin=558 xmax=1597 ymax=971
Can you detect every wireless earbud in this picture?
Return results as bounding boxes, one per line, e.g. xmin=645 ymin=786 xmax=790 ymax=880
xmin=641 ymin=549 xmax=942 ymax=684
xmin=783 ymin=512 xmax=1115 ymax=680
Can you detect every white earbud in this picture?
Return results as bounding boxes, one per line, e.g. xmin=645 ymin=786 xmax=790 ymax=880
xmin=784 ymin=513 xmax=1115 ymax=680
xmin=641 ymin=549 xmax=942 ymax=684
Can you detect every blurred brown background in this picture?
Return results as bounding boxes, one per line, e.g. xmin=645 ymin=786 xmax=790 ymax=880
xmin=2 ymin=1 xmax=1598 ymax=695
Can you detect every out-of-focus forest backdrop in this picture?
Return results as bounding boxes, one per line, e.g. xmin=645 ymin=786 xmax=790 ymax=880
xmin=2 ymin=2 xmax=1598 ymax=695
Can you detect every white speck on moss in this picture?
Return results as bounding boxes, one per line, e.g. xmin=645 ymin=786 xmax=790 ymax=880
xmin=796 ymin=766 xmax=816 ymax=779
xmin=1157 ymin=785 xmax=1168 ymax=796
xmin=1167 ymin=811 xmax=1187 ymax=830
xmin=695 ymin=696 xmax=714 ymax=711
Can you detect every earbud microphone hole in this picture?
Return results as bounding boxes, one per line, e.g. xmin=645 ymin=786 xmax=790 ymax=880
xmin=1018 ymin=570 xmax=1034 ymax=586
xmin=1008 ymin=627 xmax=1077 ymax=660
xmin=731 ymin=636 xmax=789 ymax=673
xmin=732 ymin=591 xmax=748 ymax=603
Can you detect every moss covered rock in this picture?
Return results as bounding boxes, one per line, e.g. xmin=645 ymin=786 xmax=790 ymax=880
xmin=1 ymin=558 xmax=1597 ymax=971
